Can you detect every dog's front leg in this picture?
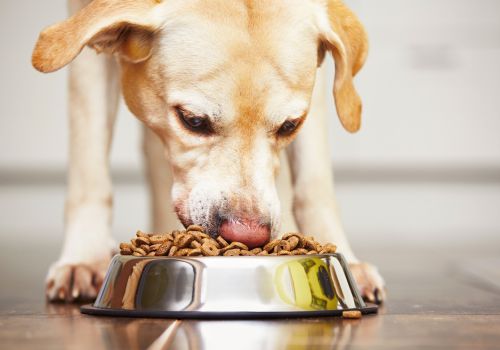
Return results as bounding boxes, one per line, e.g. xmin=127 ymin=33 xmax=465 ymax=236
xmin=287 ymin=65 xmax=385 ymax=303
xmin=143 ymin=127 xmax=183 ymax=232
xmin=45 ymin=17 xmax=120 ymax=301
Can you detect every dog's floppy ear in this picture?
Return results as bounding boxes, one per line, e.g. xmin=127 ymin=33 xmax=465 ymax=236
xmin=317 ymin=0 xmax=368 ymax=133
xmin=32 ymin=0 xmax=165 ymax=73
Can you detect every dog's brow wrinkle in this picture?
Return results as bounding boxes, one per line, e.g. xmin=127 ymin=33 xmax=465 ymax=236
xmin=265 ymin=56 xmax=297 ymax=89
xmin=192 ymin=61 xmax=231 ymax=83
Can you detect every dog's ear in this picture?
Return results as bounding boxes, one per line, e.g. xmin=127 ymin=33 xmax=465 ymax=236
xmin=32 ymin=0 xmax=165 ymax=73
xmin=317 ymin=0 xmax=368 ymax=133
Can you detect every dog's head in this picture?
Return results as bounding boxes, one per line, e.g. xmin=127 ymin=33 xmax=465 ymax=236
xmin=33 ymin=0 xmax=367 ymax=248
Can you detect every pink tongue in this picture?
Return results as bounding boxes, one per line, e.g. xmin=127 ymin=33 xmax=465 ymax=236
xmin=219 ymin=220 xmax=270 ymax=249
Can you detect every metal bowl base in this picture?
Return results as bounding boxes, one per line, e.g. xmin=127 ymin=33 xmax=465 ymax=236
xmin=81 ymin=303 xmax=378 ymax=319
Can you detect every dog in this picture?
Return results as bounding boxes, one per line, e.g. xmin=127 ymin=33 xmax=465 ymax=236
xmin=32 ymin=0 xmax=385 ymax=303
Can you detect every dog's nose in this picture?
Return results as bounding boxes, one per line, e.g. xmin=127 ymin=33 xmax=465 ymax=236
xmin=219 ymin=219 xmax=270 ymax=249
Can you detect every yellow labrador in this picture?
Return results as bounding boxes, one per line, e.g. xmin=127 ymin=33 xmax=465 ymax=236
xmin=33 ymin=0 xmax=385 ymax=303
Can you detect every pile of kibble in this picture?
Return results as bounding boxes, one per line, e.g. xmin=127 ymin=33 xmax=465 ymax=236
xmin=119 ymin=225 xmax=337 ymax=257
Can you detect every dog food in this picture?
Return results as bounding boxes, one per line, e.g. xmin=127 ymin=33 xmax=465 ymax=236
xmin=119 ymin=225 xmax=337 ymax=257
xmin=342 ymin=310 xmax=362 ymax=319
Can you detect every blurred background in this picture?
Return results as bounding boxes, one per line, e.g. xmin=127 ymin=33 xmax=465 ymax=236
xmin=0 ymin=1 xmax=499 ymax=297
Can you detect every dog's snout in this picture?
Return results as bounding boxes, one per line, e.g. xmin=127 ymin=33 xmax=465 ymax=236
xmin=219 ymin=218 xmax=270 ymax=249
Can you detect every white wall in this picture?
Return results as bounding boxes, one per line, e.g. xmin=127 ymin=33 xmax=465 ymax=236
xmin=328 ymin=0 xmax=500 ymax=168
xmin=0 ymin=1 xmax=144 ymax=172
xmin=0 ymin=1 xmax=499 ymax=245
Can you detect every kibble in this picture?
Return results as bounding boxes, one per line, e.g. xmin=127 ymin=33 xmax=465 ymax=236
xmin=342 ymin=310 xmax=362 ymax=319
xmin=119 ymin=228 xmax=337 ymax=257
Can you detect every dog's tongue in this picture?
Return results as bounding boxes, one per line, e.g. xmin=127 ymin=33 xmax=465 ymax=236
xmin=219 ymin=219 xmax=270 ymax=249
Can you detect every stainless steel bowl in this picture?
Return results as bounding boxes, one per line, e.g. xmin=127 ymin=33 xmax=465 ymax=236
xmin=81 ymin=253 xmax=377 ymax=318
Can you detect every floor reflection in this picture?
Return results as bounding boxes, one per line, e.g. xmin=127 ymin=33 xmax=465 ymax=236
xmin=45 ymin=302 xmax=82 ymax=316
xmin=162 ymin=316 xmax=382 ymax=350
xmin=44 ymin=304 xmax=383 ymax=350
xmin=45 ymin=303 xmax=173 ymax=349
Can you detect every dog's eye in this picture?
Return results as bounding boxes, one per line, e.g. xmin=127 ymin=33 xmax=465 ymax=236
xmin=277 ymin=120 xmax=299 ymax=136
xmin=175 ymin=107 xmax=213 ymax=135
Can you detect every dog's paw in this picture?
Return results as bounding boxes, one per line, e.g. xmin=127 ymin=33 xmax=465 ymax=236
xmin=45 ymin=258 xmax=110 ymax=302
xmin=349 ymin=262 xmax=386 ymax=304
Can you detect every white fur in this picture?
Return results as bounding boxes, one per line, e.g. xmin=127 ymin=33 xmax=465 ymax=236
xmin=45 ymin=0 xmax=121 ymax=300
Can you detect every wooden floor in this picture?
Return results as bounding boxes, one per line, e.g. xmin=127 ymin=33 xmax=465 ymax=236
xmin=1 ymin=237 xmax=500 ymax=350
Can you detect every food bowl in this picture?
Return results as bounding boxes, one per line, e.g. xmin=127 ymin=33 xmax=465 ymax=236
xmin=81 ymin=253 xmax=377 ymax=318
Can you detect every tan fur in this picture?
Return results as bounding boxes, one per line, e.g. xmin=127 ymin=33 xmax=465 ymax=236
xmin=320 ymin=0 xmax=368 ymax=132
xmin=32 ymin=0 xmax=163 ymax=73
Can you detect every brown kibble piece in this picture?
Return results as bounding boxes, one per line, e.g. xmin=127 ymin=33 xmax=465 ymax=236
xmin=292 ymin=248 xmax=309 ymax=255
xmin=140 ymin=245 xmax=150 ymax=254
xmin=240 ymin=250 xmax=254 ymax=256
xmin=322 ymin=243 xmax=337 ymax=253
xmin=223 ymin=249 xmax=241 ymax=256
xmin=283 ymin=233 xmax=305 ymax=248
xmin=201 ymin=242 xmax=220 ymax=256
xmin=147 ymin=252 xmax=156 ymax=256
xmin=319 ymin=248 xmax=333 ymax=254
xmin=221 ymin=242 xmax=249 ymax=253
xmin=132 ymin=252 xmax=142 ymax=257
xmin=257 ymin=250 xmax=269 ymax=256
xmin=168 ymin=246 xmax=178 ymax=256
xmin=305 ymin=238 xmax=320 ymax=251
xmin=342 ymin=310 xmax=362 ymax=319
xmin=232 ymin=242 xmax=249 ymax=250
xmin=193 ymin=232 xmax=210 ymax=242
xmin=149 ymin=235 xmax=169 ymax=244
xmin=263 ymin=239 xmax=280 ymax=252
xmin=282 ymin=233 xmax=305 ymax=242
xmin=250 ymin=248 xmax=262 ymax=254
xmin=136 ymin=230 xmax=149 ymax=238
xmin=306 ymin=250 xmax=318 ymax=255
xmin=216 ymin=236 xmax=229 ymax=247
xmin=187 ymin=248 xmax=202 ymax=256
xmin=155 ymin=241 xmax=173 ymax=256
xmin=203 ymin=238 xmax=221 ymax=248
xmin=186 ymin=225 xmax=205 ymax=232
xmin=175 ymin=248 xmax=190 ymax=256
xmin=119 ymin=243 xmax=131 ymax=250
xmin=133 ymin=247 xmax=147 ymax=256
xmin=135 ymin=236 xmax=150 ymax=246
xmin=287 ymin=236 xmax=299 ymax=250
xmin=190 ymin=240 xmax=201 ymax=249
xmin=174 ymin=233 xmax=194 ymax=248
xmin=278 ymin=250 xmax=292 ymax=255
xmin=282 ymin=232 xmax=299 ymax=239
xmin=149 ymin=243 xmax=161 ymax=251
xmin=277 ymin=240 xmax=291 ymax=252
xmin=120 ymin=248 xmax=132 ymax=255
